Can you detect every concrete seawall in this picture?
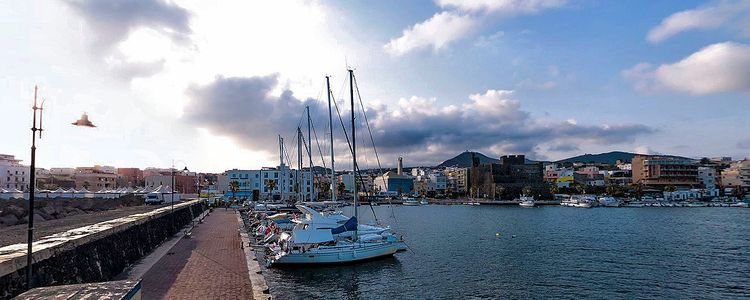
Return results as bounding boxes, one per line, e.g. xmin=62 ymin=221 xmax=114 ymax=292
xmin=0 ymin=199 xmax=207 ymax=299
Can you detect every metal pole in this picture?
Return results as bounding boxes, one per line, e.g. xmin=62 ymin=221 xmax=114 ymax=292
xmin=307 ymin=106 xmax=313 ymax=201
xmin=327 ymin=76 xmax=336 ymax=203
xmin=279 ymin=135 xmax=284 ymax=203
xmin=297 ymin=127 xmax=303 ymax=202
xmin=171 ymin=160 xmax=175 ymax=230
xmin=349 ymin=69 xmax=357 ymax=241
xmin=26 ymin=86 xmax=39 ymax=290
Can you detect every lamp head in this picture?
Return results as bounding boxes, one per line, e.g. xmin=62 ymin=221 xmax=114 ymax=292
xmin=72 ymin=113 xmax=96 ymax=127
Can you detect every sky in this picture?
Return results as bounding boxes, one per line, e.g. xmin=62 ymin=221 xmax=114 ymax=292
xmin=1 ymin=0 xmax=749 ymax=172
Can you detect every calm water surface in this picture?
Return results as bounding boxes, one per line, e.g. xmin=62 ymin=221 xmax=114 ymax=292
xmin=263 ymin=205 xmax=750 ymax=299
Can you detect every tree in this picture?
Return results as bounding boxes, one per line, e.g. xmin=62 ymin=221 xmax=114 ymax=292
xmin=549 ymin=184 xmax=559 ymax=196
xmin=605 ymin=185 xmax=619 ymax=196
xmin=521 ymin=185 xmax=532 ymax=197
xmin=495 ymin=185 xmax=506 ymax=200
xmin=229 ymin=180 xmax=240 ymax=200
xmin=664 ymin=185 xmax=677 ymax=193
xmin=575 ymin=184 xmax=587 ymax=195
xmin=632 ymin=183 xmax=643 ymax=200
xmin=318 ymin=180 xmax=330 ymax=199
xmin=731 ymin=187 xmax=745 ymax=199
xmin=700 ymin=157 xmax=711 ymax=165
xmin=337 ymin=181 xmax=346 ymax=197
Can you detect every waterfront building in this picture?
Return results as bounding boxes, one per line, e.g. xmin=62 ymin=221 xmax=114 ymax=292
xmin=606 ymin=169 xmax=632 ymax=186
xmin=555 ymin=169 xmax=574 ymax=188
xmin=697 ymin=166 xmax=717 ymax=189
xmin=73 ymin=166 xmax=119 ymax=190
xmin=117 ymin=168 xmax=144 ymax=187
xmin=544 ymin=163 xmax=559 ymax=183
xmin=720 ymin=160 xmax=750 ymax=191
xmin=444 ymin=167 xmax=469 ymax=194
xmin=473 ymin=155 xmax=546 ymax=198
xmin=632 ymin=155 xmax=698 ymax=188
xmin=0 ymin=154 xmax=29 ymax=191
xmin=339 ymin=173 xmax=355 ymax=193
xmin=217 ymin=164 xmax=313 ymax=201
xmin=374 ymin=157 xmax=414 ymax=195
xmin=145 ymin=172 xmax=199 ymax=194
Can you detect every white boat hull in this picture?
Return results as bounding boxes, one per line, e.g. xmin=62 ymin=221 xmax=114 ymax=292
xmin=270 ymin=241 xmax=404 ymax=265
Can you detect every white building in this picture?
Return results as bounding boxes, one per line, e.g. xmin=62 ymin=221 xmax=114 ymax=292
xmin=219 ymin=164 xmax=314 ymax=201
xmin=339 ymin=173 xmax=355 ymax=193
xmin=0 ymin=154 xmax=30 ymax=191
xmin=697 ymin=166 xmax=716 ymax=189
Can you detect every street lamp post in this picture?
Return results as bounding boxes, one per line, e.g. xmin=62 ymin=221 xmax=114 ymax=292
xmin=25 ymin=86 xmax=43 ymax=290
xmin=26 ymin=86 xmax=95 ymax=290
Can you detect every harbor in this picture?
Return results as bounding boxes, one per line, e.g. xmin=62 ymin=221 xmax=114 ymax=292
xmin=3 ymin=0 xmax=750 ymax=298
xmin=243 ymin=204 xmax=750 ymax=299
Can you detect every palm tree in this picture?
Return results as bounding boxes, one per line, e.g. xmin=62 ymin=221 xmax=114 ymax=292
xmin=265 ymin=179 xmax=277 ymax=201
xmin=229 ymin=180 xmax=240 ymax=201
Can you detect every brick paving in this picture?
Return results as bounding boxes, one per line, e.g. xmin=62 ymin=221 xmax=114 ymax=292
xmin=141 ymin=210 xmax=253 ymax=299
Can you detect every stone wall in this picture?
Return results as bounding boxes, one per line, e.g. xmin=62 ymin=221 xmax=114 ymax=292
xmin=0 ymin=200 xmax=207 ymax=299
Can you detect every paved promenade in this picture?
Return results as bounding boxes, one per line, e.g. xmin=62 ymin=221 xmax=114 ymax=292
xmin=141 ymin=210 xmax=253 ymax=299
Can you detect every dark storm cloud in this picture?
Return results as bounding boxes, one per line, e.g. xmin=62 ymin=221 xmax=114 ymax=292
xmin=64 ymin=0 xmax=192 ymax=79
xmin=184 ymin=75 xmax=656 ymax=166
xmin=184 ymin=75 xmax=324 ymax=153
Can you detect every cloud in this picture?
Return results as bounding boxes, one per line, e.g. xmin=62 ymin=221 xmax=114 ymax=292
xmin=623 ymin=42 xmax=750 ymax=95
xmin=738 ymin=138 xmax=750 ymax=149
xmin=384 ymin=11 xmax=479 ymax=56
xmin=184 ymin=75 xmax=320 ymax=155
xmin=634 ymin=146 xmax=659 ymax=155
xmin=64 ymin=0 xmax=192 ymax=79
xmin=647 ymin=0 xmax=750 ymax=43
xmin=437 ymin=0 xmax=566 ymax=14
xmin=384 ymin=0 xmax=566 ymax=56
xmin=185 ymin=75 xmax=655 ymax=166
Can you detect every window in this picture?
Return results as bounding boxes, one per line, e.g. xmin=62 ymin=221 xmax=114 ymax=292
xmin=274 ymin=173 xmax=278 ymax=178
xmin=264 ymin=173 xmax=268 ymax=178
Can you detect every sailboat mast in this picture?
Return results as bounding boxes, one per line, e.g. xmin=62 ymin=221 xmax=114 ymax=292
xmin=327 ymin=76 xmax=336 ymax=203
xmin=349 ymin=69 xmax=357 ymax=238
xmin=278 ymin=135 xmax=284 ymax=203
xmin=307 ymin=106 xmax=313 ymax=201
xmin=297 ymin=127 xmax=303 ymax=202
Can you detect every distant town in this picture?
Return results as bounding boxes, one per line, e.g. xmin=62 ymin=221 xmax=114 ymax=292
xmin=2 ymin=150 xmax=748 ymax=204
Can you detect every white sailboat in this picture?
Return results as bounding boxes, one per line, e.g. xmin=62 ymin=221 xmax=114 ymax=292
xmin=268 ymin=70 xmax=405 ymax=266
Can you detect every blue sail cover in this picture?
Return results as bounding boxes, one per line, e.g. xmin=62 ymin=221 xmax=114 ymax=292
xmin=331 ymin=216 xmax=358 ymax=234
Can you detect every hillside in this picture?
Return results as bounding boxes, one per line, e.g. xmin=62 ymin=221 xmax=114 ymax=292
xmin=554 ymin=151 xmax=636 ymax=164
xmin=437 ymin=151 xmax=500 ymax=168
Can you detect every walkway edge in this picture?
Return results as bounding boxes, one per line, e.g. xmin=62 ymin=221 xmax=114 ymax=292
xmin=236 ymin=211 xmax=271 ymax=300
xmin=118 ymin=208 xmax=210 ymax=281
